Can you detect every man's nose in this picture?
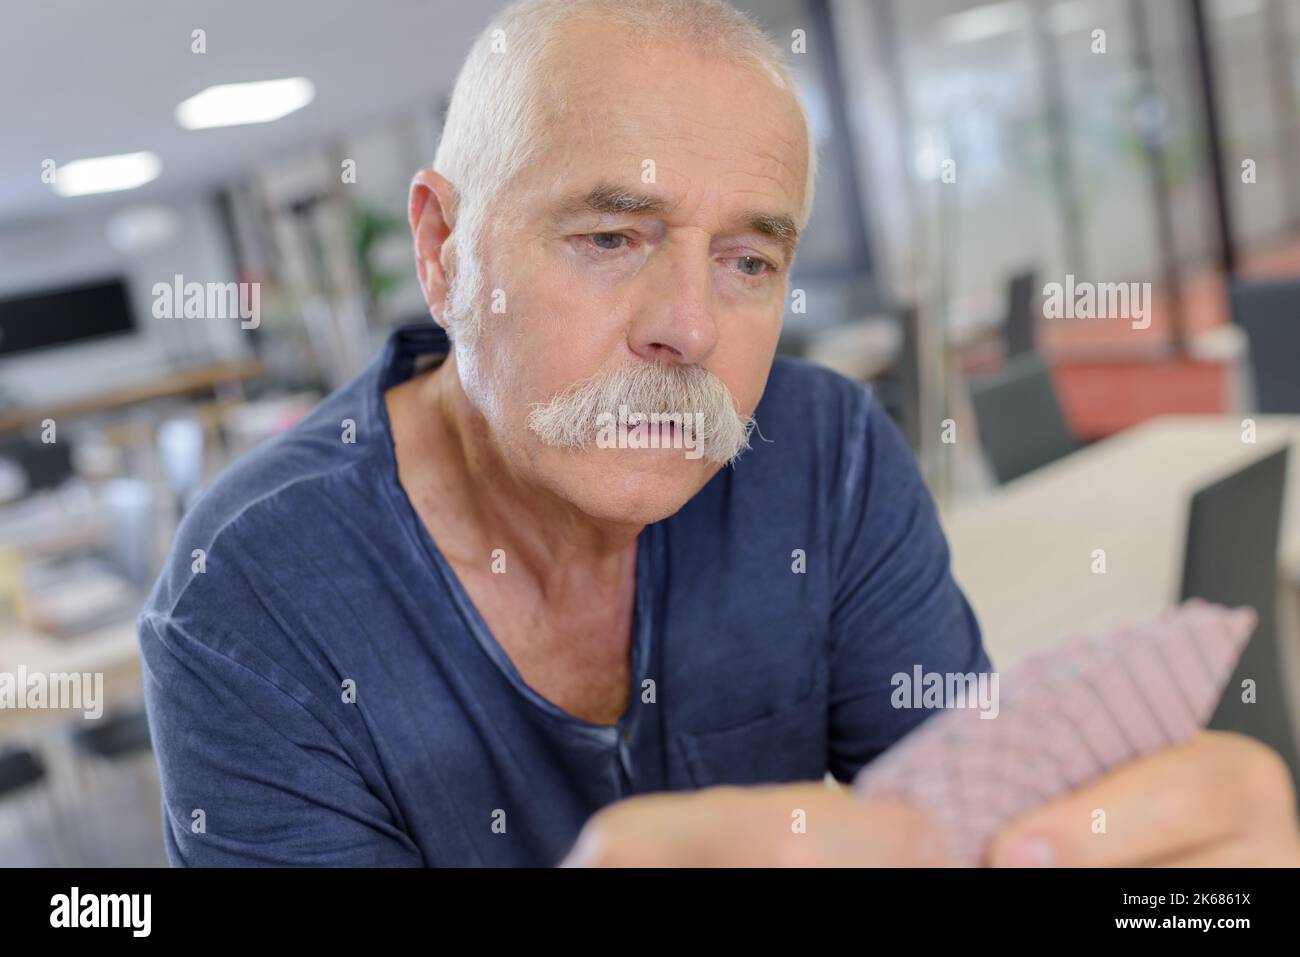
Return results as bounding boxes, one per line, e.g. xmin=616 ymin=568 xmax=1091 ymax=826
xmin=627 ymin=246 xmax=719 ymax=366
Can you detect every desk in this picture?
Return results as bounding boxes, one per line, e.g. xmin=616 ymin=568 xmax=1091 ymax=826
xmin=0 ymin=618 xmax=141 ymax=736
xmin=0 ymin=357 xmax=265 ymax=435
xmin=942 ymin=414 xmax=1300 ymax=740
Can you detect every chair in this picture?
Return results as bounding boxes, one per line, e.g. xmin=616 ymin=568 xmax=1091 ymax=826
xmin=1004 ymin=270 xmax=1039 ymax=358
xmin=66 ymin=707 xmax=165 ymax=866
xmin=1230 ymin=277 xmax=1300 ymax=413
xmin=1180 ymin=446 xmax=1300 ymax=793
xmin=968 ymin=353 xmax=1078 ymax=484
xmin=0 ymin=433 xmax=74 ymax=493
xmin=72 ymin=708 xmax=152 ymax=760
xmin=0 ymin=745 xmax=77 ymax=865
xmin=871 ymin=304 xmax=921 ymax=451
xmin=0 ymin=746 xmax=44 ymax=795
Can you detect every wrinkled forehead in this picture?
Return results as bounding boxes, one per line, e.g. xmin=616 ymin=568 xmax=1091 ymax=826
xmin=517 ymin=18 xmax=810 ymax=225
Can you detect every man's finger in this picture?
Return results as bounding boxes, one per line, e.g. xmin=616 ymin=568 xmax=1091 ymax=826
xmin=562 ymin=783 xmax=949 ymax=866
xmin=988 ymin=731 xmax=1296 ymax=867
xmin=1152 ymin=836 xmax=1300 ymax=867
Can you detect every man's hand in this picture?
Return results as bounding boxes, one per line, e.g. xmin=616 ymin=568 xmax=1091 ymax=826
xmin=560 ymin=782 xmax=949 ymax=867
xmin=561 ymin=731 xmax=1300 ymax=866
xmin=987 ymin=730 xmax=1300 ymax=866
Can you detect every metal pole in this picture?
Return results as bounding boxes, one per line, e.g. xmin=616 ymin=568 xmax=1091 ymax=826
xmin=1189 ymin=0 xmax=1238 ymax=278
xmin=1129 ymin=0 xmax=1187 ymax=354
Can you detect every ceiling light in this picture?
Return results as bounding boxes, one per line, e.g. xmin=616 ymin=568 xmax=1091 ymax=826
xmin=940 ymin=1 xmax=1028 ymax=45
xmin=176 ymin=77 xmax=315 ymax=130
xmin=52 ymin=151 xmax=161 ymax=197
xmin=106 ymin=204 xmax=182 ymax=253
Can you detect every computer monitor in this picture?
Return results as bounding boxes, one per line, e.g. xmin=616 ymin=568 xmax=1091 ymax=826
xmin=0 ymin=276 xmax=135 ymax=358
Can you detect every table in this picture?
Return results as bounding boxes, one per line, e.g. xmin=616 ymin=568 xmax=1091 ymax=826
xmin=0 ymin=618 xmax=141 ymax=737
xmin=0 ymin=357 xmax=265 ymax=435
xmin=944 ymin=414 xmax=1300 ymax=662
xmin=942 ymin=414 xmax=1300 ymax=740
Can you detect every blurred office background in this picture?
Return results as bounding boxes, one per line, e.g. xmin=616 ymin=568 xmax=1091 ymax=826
xmin=2 ymin=0 xmax=1300 ymax=865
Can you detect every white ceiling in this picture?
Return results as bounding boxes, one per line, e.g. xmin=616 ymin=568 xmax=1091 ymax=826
xmin=0 ymin=0 xmax=508 ymax=226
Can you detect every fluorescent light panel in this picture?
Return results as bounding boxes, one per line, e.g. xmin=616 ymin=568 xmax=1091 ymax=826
xmin=52 ymin=151 xmax=161 ymax=197
xmin=940 ymin=1 xmax=1028 ymax=45
xmin=176 ymin=77 xmax=315 ymax=130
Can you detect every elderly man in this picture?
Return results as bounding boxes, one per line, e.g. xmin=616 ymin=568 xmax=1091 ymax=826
xmin=141 ymin=0 xmax=1299 ymax=867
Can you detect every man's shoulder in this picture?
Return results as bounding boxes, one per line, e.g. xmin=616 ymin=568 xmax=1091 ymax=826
xmin=747 ymin=355 xmax=883 ymax=463
xmin=202 ymin=374 xmax=379 ymax=528
xmin=765 ymin=353 xmax=872 ymax=402
xmin=143 ymin=365 xmax=384 ymax=618
xmin=714 ymin=354 xmax=924 ymax=534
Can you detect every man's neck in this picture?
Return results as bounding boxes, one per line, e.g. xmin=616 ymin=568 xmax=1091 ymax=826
xmin=411 ymin=347 xmax=643 ymax=587
xmin=387 ymin=345 xmax=641 ymax=725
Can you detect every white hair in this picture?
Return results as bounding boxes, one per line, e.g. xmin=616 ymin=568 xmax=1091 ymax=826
xmin=527 ymin=356 xmax=756 ymax=464
xmin=431 ymin=0 xmax=818 ymax=342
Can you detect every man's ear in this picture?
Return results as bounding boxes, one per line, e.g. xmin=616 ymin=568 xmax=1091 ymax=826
xmin=408 ymin=167 xmax=458 ymax=327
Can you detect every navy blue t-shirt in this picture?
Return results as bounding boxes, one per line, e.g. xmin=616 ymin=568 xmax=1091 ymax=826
xmin=139 ymin=323 xmax=990 ymax=866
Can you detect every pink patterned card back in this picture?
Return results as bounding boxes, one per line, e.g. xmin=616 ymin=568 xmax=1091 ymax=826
xmin=852 ymin=600 xmax=1258 ymax=866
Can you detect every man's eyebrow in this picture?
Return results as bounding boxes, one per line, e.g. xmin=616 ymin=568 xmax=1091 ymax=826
xmin=554 ymin=182 xmax=800 ymax=261
xmin=555 ymin=182 xmax=673 ymax=217
xmin=744 ymin=211 xmax=800 ymax=262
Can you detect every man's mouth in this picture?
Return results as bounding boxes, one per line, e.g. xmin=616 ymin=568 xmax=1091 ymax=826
xmin=624 ymin=419 xmax=677 ymax=443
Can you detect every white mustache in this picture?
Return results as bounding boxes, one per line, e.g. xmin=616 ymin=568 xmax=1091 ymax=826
xmin=527 ymin=361 xmax=754 ymax=465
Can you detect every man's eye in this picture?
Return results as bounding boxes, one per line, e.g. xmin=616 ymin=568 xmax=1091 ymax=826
xmin=587 ymin=233 xmax=628 ymax=251
xmin=735 ymin=256 xmax=772 ymax=277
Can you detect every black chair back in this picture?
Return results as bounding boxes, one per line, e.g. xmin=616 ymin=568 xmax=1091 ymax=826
xmin=71 ymin=708 xmax=153 ymax=760
xmin=1231 ymin=277 xmax=1300 ymax=413
xmin=0 ymin=747 xmax=45 ymax=798
xmin=1005 ymin=270 xmax=1039 ymax=358
xmin=969 ymin=353 xmax=1077 ymax=484
xmin=1181 ymin=446 xmax=1300 ymax=792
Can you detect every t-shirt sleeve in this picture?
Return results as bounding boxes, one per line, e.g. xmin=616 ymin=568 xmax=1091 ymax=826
xmin=139 ymin=608 xmax=423 ymax=866
xmin=826 ymin=390 xmax=993 ymax=783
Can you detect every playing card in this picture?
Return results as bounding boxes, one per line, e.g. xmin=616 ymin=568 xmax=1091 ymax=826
xmin=853 ymin=600 xmax=1258 ymax=866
